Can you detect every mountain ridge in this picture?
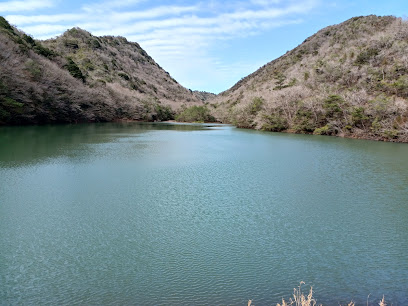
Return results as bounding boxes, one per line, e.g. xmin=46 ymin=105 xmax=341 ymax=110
xmin=1 ymin=15 xmax=408 ymax=142
xmin=0 ymin=17 xmax=205 ymax=125
xmin=212 ymin=15 xmax=408 ymax=142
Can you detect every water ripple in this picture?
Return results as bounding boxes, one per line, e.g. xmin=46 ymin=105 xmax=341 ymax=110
xmin=1 ymin=123 xmax=408 ymax=305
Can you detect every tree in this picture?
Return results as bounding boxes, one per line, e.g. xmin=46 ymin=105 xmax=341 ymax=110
xmin=64 ymin=58 xmax=85 ymax=82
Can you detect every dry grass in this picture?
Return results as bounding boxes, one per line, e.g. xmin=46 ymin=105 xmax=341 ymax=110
xmin=379 ymin=296 xmax=387 ymax=306
xmin=277 ymin=282 xmax=319 ymax=306
xmin=248 ymin=282 xmax=388 ymax=306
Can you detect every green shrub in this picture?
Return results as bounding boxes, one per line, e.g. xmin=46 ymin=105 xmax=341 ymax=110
xmin=91 ymin=39 xmax=101 ymax=49
xmin=81 ymin=58 xmax=95 ymax=71
xmin=383 ymin=129 xmax=399 ymax=139
xmin=131 ymin=82 xmax=144 ymax=93
xmin=15 ymin=37 xmax=26 ymax=48
xmin=22 ymin=34 xmax=35 ymax=45
xmin=313 ymin=125 xmax=331 ymax=135
xmin=176 ymin=105 xmax=215 ymax=122
xmin=118 ymin=72 xmax=130 ymax=80
xmin=293 ymin=121 xmax=316 ymax=133
xmin=249 ymin=97 xmax=264 ymax=115
xmin=21 ymin=34 xmax=55 ymax=57
xmin=392 ymin=75 xmax=408 ymax=97
xmin=64 ymin=58 xmax=85 ymax=82
xmin=0 ymin=97 xmax=23 ymax=123
xmin=351 ymin=106 xmax=369 ymax=127
xmin=25 ymin=59 xmax=42 ymax=80
xmin=296 ymin=108 xmax=313 ymax=119
xmin=64 ymin=39 xmax=79 ymax=49
xmin=323 ymin=95 xmax=344 ymax=117
xmin=369 ymin=95 xmax=390 ymax=117
xmin=2 ymin=97 xmax=23 ymax=109
xmin=0 ymin=16 xmax=13 ymax=31
xmin=33 ymin=44 xmax=55 ymax=58
xmin=273 ymin=72 xmax=286 ymax=90
xmin=273 ymin=73 xmax=297 ymax=90
xmin=231 ymin=115 xmax=254 ymax=129
xmin=354 ymin=48 xmax=379 ymax=65
xmin=154 ymin=104 xmax=174 ymax=121
xmin=293 ymin=108 xmax=317 ymax=133
xmin=0 ymin=107 xmax=10 ymax=122
xmin=371 ymin=117 xmax=382 ymax=133
xmin=261 ymin=115 xmax=288 ymax=132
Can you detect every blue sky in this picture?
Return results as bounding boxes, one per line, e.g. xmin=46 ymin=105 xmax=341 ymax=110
xmin=1 ymin=0 xmax=407 ymax=93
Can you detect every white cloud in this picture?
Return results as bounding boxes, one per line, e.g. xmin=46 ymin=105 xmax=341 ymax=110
xmin=5 ymin=0 xmax=319 ymax=41
xmin=110 ymin=5 xmax=200 ymax=22
xmin=0 ymin=0 xmax=54 ymax=12
xmin=4 ymin=0 xmax=321 ymax=92
xmin=6 ymin=14 xmax=85 ymax=25
xmin=20 ymin=24 xmax=74 ymax=36
xmin=82 ymin=0 xmax=146 ymax=13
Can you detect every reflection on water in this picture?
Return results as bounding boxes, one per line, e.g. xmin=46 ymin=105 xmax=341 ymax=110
xmin=0 ymin=122 xmax=224 ymax=167
xmin=0 ymin=122 xmax=407 ymax=305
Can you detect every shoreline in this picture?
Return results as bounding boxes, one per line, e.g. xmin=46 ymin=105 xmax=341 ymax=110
xmin=233 ymin=124 xmax=408 ymax=143
xmin=1 ymin=119 xmax=407 ymax=143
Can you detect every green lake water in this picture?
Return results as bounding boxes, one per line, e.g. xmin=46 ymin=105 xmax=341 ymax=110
xmin=0 ymin=122 xmax=407 ymax=305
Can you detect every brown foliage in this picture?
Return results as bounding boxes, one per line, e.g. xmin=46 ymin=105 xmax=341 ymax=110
xmin=213 ymin=15 xmax=408 ymax=142
xmin=0 ymin=21 xmax=202 ymax=125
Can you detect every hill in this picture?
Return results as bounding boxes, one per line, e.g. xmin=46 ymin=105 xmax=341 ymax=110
xmin=212 ymin=15 xmax=408 ymax=142
xmin=0 ymin=17 xmax=201 ymax=125
xmin=192 ymin=90 xmax=216 ymax=102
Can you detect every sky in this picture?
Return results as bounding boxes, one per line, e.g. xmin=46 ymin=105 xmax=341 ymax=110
xmin=1 ymin=0 xmax=407 ymax=93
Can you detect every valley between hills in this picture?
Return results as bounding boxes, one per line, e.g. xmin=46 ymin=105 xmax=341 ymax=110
xmin=1 ymin=15 xmax=407 ymax=142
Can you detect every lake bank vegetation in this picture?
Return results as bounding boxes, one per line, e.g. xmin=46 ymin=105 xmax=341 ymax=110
xmin=175 ymin=105 xmax=216 ymax=123
xmin=212 ymin=15 xmax=408 ymax=143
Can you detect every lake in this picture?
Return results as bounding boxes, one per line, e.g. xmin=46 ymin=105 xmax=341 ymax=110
xmin=0 ymin=122 xmax=407 ymax=305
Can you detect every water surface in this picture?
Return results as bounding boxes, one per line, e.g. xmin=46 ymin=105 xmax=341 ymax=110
xmin=1 ymin=123 xmax=407 ymax=305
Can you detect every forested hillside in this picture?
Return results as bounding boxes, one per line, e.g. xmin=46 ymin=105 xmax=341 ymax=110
xmin=2 ymin=15 xmax=408 ymax=142
xmin=0 ymin=17 xmax=201 ymax=125
xmin=213 ymin=15 xmax=408 ymax=142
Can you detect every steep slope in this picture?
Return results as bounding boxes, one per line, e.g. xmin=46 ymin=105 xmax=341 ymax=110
xmin=213 ymin=15 xmax=408 ymax=142
xmin=0 ymin=17 xmax=201 ymax=125
xmin=42 ymin=28 xmax=200 ymax=108
xmin=192 ymin=90 xmax=216 ymax=102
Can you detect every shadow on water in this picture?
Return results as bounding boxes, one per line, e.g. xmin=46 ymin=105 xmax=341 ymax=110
xmin=0 ymin=122 xmax=224 ymax=167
